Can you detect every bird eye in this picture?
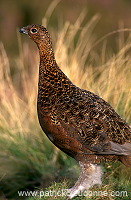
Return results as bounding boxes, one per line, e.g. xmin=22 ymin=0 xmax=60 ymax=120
xmin=30 ymin=28 xmax=37 ymax=34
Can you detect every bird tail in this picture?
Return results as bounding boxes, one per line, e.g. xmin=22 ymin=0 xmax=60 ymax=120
xmin=119 ymin=155 xmax=131 ymax=167
xmin=109 ymin=142 xmax=131 ymax=156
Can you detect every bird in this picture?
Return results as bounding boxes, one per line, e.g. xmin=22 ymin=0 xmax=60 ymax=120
xmin=19 ymin=24 xmax=131 ymax=199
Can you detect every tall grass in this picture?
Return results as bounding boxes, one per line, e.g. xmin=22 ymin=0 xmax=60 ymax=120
xmin=0 ymin=3 xmax=131 ymax=199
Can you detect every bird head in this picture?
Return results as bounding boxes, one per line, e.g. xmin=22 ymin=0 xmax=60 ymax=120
xmin=19 ymin=24 xmax=52 ymax=50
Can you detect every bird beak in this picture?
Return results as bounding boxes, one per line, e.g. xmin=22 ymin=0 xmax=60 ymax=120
xmin=19 ymin=27 xmax=28 ymax=35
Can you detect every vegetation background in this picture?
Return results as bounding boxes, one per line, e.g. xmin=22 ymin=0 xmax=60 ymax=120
xmin=0 ymin=0 xmax=131 ymax=199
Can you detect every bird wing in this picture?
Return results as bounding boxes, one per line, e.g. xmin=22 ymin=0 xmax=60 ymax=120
xmin=51 ymin=91 xmax=131 ymax=157
xmin=75 ymin=121 xmax=131 ymax=156
xmin=82 ymin=133 xmax=131 ymax=155
xmin=55 ymin=88 xmax=131 ymax=156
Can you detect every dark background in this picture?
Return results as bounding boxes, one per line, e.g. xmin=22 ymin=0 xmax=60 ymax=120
xmin=0 ymin=0 xmax=131 ymax=56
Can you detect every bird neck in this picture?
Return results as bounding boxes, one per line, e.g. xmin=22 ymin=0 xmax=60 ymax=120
xmin=38 ymin=44 xmax=60 ymax=78
xmin=38 ymin=43 xmax=55 ymax=63
xmin=37 ymin=46 xmax=75 ymax=106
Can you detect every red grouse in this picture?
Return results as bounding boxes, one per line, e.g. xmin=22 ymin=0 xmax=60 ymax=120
xmin=20 ymin=24 xmax=131 ymax=199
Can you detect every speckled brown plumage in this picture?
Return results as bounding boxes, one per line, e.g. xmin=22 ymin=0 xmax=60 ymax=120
xmin=20 ymin=24 xmax=131 ymax=199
